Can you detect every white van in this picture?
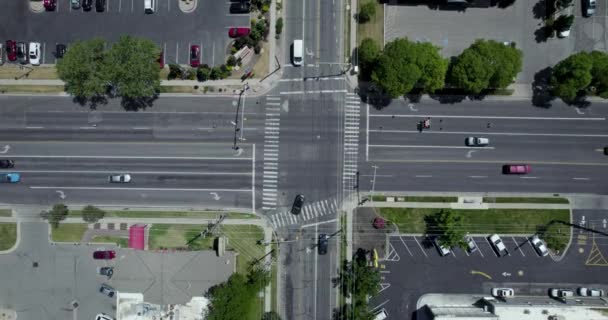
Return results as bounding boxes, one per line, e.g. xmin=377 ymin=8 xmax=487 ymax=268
xmin=292 ymin=39 xmax=303 ymax=66
xmin=144 ymin=0 xmax=155 ymax=13
xmin=373 ymin=308 xmax=388 ymax=320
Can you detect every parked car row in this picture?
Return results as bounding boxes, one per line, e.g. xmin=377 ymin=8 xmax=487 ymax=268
xmin=490 ymin=287 xmax=604 ymax=298
xmin=229 ymin=0 xmax=251 ymax=14
xmin=433 ymin=234 xmax=549 ymax=257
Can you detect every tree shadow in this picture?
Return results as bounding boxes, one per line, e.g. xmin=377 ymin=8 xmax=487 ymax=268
xmin=534 ymin=25 xmax=553 ymax=43
xmin=564 ymin=95 xmax=592 ymax=108
xmin=532 ymin=66 xmax=556 ymax=108
xmin=357 ymin=84 xmax=393 ymax=110
xmin=120 ymin=94 xmax=158 ymax=111
xmin=428 ymin=93 xmax=468 ymax=104
xmin=72 ymin=95 xmax=108 ymax=110
xmin=532 ymin=0 xmax=547 ymax=19
xmin=496 ymin=0 xmax=516 ymax=8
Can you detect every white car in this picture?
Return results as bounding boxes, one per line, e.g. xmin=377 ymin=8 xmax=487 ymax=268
xmin=492 ymin=288 xmax=514 ymax=297
xmin=465 ymin=137 xmax=489 ymax=146
xmin=28 ymin=42 xmax=41 ymax=66
xmin=530 ymin=236 xmax=549 ymax=257
xmin=550 ymin=288 xmax=574 ymax=298
xmin=109 ymin=174 xmax=131 ymax=183
xmin=558 ymin=28 xmax=571 ymax=38
xmin=488 ymin=234 xmax=507 ymax=256
xmin=95 ymin=314 xmax=115 ymax=320
xmin=578 ymin=287 xmax=604 ymax=297
xmin=433 ymin=237 xmax=451 ymax=256
xmin=0 ymin=43 xmax=4 ymax=65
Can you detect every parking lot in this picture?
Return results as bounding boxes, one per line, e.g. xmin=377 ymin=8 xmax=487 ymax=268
xmin=0 ymin=0 xmax=250 ymax=66
xmin=384 ymin=0 xmax=607 ymax=83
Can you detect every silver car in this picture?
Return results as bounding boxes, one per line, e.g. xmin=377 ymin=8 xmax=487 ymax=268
xmin=585 ymin=0 xmax=596 ymax=17
xmin=465 ymin=137 xmax=489 ymax=147
xmin=108 ymin=174 xmax=131 ymax=183
xmin=530 ymin=236 xmax=548 ymax=257
xmin=578 ymin=287 xmax=604 ymax=296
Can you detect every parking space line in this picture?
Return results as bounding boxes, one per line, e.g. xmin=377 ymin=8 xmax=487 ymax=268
xmin=451 ymin=250 xmax=456 ymax=257
xmin=167 ymin=0 xmax=170 ymax=11
xmin=119 ymin=0 xmax=122 ymax=12
xmin=131 ymin=0 xmax=134 ymax=12
xmin=176 ymin=43 xmax=179 ymax=64
xmin=42 ymin=43 xmax=46 ymax=65
xmin=463 ymin=249 xmax=469 ymax=257
xmin=212 ymin=42 xmax=215 ymax=66
xmin=398 ymin=236 xmax=413 ymax=256
xmin=413 ymin=236 xmax=427 ymax=257
xmin=107 ymin=0 xmax=110 ymax=12
xmin=486 ymin=237 xmax=499 ymax=257
xmin=513 ymin=236 xmax=525 ymax=257
xmin=472 ymin=238 xmax=484 ymax=257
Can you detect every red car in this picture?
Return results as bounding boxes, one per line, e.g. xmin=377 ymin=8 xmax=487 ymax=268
xmin=93 ymin=250 xmax=116 ymax=260
xmin=6 ymin=40 xmax=17 ymax=61
xmin=228 ymin=27 xmax=251 ymax=38
xmin=502 ymin=164 xmax=531 ymax=174
xmin=189 ymin=45 xmax=200 ymax=67
xmin=158 ymin=50 xmax=164 ymax=68
xmin=44 ymin=0 xmax=57 ymax=10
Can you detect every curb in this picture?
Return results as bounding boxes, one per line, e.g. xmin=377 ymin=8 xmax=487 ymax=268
xmin=0 ymin=221 xmax=21 ymax=254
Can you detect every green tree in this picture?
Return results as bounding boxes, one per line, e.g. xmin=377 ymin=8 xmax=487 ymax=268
xmin=358 ymin=38 xmax=381 ymax=80
xmin=56 ymin=38 xmax=108 ymax=99
xmin=81 ymin=205 xmax=105 ymax=223
xmin=550 ymin=52 xmax=593 ymax=101
xmin=275 ymin=17 xmax=283 ymax=36
xmin=197 ymin=65 xmax=211 ymax=82
xmin=372 ymin=38 xmax=448 ymax=97
xmin=104 ymin=35 xmax=161 ymax=100
xmin=41 ymin=203 xmax=69 ymax=228
xmin=168 ymin=63 xmax=183 ymax=80
xmin=589 ymin=51 xmax=608 ymax=98
xmin=539 ymin=223 xmax=568 ymax=252
xmin=449 ymin=50 xmax=492 ymax=93
xmin=358 ymin=2 xmax=376 ymax=23
xmin=553 ymin=14 xmax=574 ymax=33
xmin=427 ymin=209 xmax=466 ymax=249
xmin=205 ymin=268 xmax=269 ymax=320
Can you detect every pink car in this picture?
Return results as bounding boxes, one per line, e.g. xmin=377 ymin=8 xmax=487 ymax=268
xmin=502 ymin=164 xmax=531 ymax=174
xmin=93 ymin=250 xmax=116 ymax=260
xmin=189 ymin=45 xmax=200 ymax=67
xmin=228 ymin=27 xmax=251 ymax=38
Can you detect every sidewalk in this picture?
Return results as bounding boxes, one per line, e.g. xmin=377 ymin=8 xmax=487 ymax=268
xmin=363 ymin=201 xmax=571 ymax=210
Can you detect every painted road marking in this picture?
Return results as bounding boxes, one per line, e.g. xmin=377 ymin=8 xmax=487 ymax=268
xmin=399 ymin=235 xmax=413 ymax=256
xmin=470 ymin=270 xmax=492 ymax=280
xmin=369 ymin=129 xmax=608 ymax=138
xmin=369 ymin=114 xmax=606 ymax=121
xmin=413 ymin=236 xmax=427 ymax=258
xmin=370 ymin=145 xmax=495 ymax=150
xmin=30 ymin=186 xmax=251 ymax=192
xmin=586 ymin=235 xmax=608 ymax=266
xmin=513 ymin=236 xmax=525 ymax=257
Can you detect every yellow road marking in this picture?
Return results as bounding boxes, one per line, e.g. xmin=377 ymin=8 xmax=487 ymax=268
xmin=470 ymin=270 xmax=492 ymax=280
xmin=585 ymin=235 xmax=608 ymax=266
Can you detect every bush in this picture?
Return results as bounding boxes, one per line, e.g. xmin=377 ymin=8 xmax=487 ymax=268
xmin=184 ymin=68 xmax=196 ymax=80
xmin=262 ymin=4 xmax=269 ymax=12
xmin=254 ymin=43 xmax=262 ymax=54
xmin=210 ymin=67 xmax=221 ymax=80
xmin=358 ymin=2 xmax=376 ymax=23
xmin=81 ymin=205 xmax=105 ymax=223
xmin=276 ymin=18 xmax=283 ymax=35
xmin=168 ymin=64 xmax=183 ymax=80
xmin=220 ymin=64 xmax=231 ymax=79
xmin=197 ymin=65 xmax=211 ymax=82
xmin=540 ymin=223 xmax=569 ymax=253
xmin=226 ymin=56 xmax=237 ymax=67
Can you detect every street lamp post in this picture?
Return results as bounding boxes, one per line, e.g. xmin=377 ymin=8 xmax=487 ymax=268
xmin=370 ymin=165 xmax=379 ymax=202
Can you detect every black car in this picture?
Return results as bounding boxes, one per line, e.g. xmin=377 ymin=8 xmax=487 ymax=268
xmin=98 ymin=267 xmax=114 ymax=278
xmin=82 ymin=0 xmax=92 ymax=10
xmin=0 ymin=160 xmax=14 ymax=169
xmin=230 ymin=2 xmax=251 ymax=13
xmin=95 ymin=0 xmax=105 ymax=11
xmin=16 ymin=42 xmax=27 ymax=64
xmin=291 ymin=194 xmax=304 ymax=215
xmin=318 ymin=234 xmax=329 ymax=255
xmin=56 ymin=44 xmax=66 ymax=59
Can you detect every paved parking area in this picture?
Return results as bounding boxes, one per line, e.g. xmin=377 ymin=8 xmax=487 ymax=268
xmin=0 ymin=222 xmax=235 ymax=320
xmin=0 ymin=0 xmax=250 ymax=66
xmin=384 ymin=0 xmax=607 ymax=83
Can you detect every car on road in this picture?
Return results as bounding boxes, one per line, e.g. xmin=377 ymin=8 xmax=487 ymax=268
xmin=465 ymin=235 xmax=477 ymax=253
xmin=433 ymin=237 xmax=451 ymax=256
xmin=230 ymin=2 xmax=251 ymax=13
xmin=318 ymin=234 xmax=329 ymax=255
xmin=98 ymin=266 xmax=114 ymax=278
xmin=0 ymin=160 xmax=14 ymax=168
xmin=71 ymin=0 xmax=81 ymax=9
xmin=502 ymin=164 xmax=531 ymax=174
xmin=0 ymin=173 xmax=20 ymax=183
xmin=17 ymin=42 xmax=27 ymax=64
xmin=584 ymin=0 xmax=596 ymax=17
xmin=530 ymin=236 xmax=548 ymax=257
xmin=550 ymin=288 xmax=574 ymax=298
xmin=109 ymin=174 xmax=131 ymax=183
xmin=95 ymin=314 xmax=114 ymax=320
xmin=44 ymin=0 xmax=57 ymax=10
xmin=28 ymin=42 xmax=41 ymax=66
xmin=291 ymin=194 xmax=304 ymax=215
xmin=228 ymin=27 xmax=251 ymax=38
xmin=56 ymin=44 xmax=66 ymax=59
xmin=578 ymin=287 xmax=604 ymax=296
xmin=465 ymin=137 xmax=489 ymax=147
xmin=189 ymin=45 xmax=200 ymax=67
xmin=99 ymin=283 xmax=115 ymax=298
xmin=82 ymin=0 xmax=92 ymax=10
xmin=492 ymin=288 xmax=514 ymax=297
xmin=6 ymin=40 xmax=17 ymax=62
xmin=96 ymin=0 xmax=106 ymax=11
xmin=93 ymin=250 xmax=116 ymax=260
xmin=488 ymin=234 xmax=507 ymax=256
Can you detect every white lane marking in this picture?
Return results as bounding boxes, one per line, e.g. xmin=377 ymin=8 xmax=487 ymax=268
xmin=573 ymin=177 xmax=590 ymax=181
xmin=252 ymin=143 xmax=255 ymax=214
xmin=7 ymin=155 xmax=251 ymax=160
xmin=466 ymin=150 xmax=476 ymax=158
xmin=278 ymin=77 xmax=343 ymax=82
xmin=368 ymin=114 xmax=606 ymax=121
xmin=513 ymin=237 xmax=525 ymax=257
xmin=79 ymin=126 xmax=96 ymax=129
xmin=408 ymin=103 xmax=418 ymax=112
xmin=133 ymin=127 xmax=151 ymax=130
xmin=279 ymin=89 xmax=348 ymax=95
xmin=370 ymin=145 xmax=495 ymax=150
xmin=368 ymin=129 xmax=608 ymax=138
xmin=301 ymin=219 xmax=337 ymax=228
xmin=30 ymin=186 xmax=251 ymax=192
xmin=366 ymin=104 xmax=370 ymax=161
xmin=520 ymin=176 xmax=539 ymax=179
xmin=469 ymin=176 xmax=488 ymax=179
xmin=14 ymin=170 xmax=251 ymax=175
xmin=26 ymin=127 xmax=44 ymax=129
xmin=414 ymin=175 xmax=432 ymax=178
xmin=413 ymin=236 xmax=427 ymax=257
xmin=399 ymin=236 xmax=413 ymax=256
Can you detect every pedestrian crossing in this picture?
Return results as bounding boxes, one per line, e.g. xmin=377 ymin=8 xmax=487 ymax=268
xmin=268 ymin=198 xmax=339 ymax=228
xmin=343 ymin=92 xmax=361 ymax=198
xmin=262 ymin=95 xmax=282 ymax=211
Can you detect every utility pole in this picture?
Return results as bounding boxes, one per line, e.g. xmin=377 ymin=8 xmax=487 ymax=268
xmin=186 ymin=215 xmax=226 ymax=246
xmin=370 ymin=165 xmax=379 ymax=202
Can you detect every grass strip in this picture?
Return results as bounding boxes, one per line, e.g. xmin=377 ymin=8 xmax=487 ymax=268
xmin=0 ymin=209 xmax=12 ymax=217
xmin=69 ymin=210 xmax=257 ymax=219
xmin=483 ymin=197 xmax=569 ymax=204
xmin=0 ymin=223 xmax=17 ymax=250
xmin=0 ymin=65 xmax=59 ymax=79
xmin=91 ymin=235 xmax=129 ymax=247
xmin=357 ymin=0 xmax=384 ymax=47
xmin=51 ymin=224 xmax=88 ymax=242
xmin=371 ymin=195 xmax=457 ymax=202
xmin=378 ymin=208 xmax=569 ymax=234
xmin=0 ymin=85 xmax=64 ymax=93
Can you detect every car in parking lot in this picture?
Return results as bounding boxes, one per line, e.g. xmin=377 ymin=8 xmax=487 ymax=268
xmin=584 ymin=0 xmax=596 ymax=17
xmin=6 ymin=40 xmax=17 ymax=62
xmin=530 ymin=236 xmax=548 ymax=257
xmin=578 ymin=287 xmax=604 ymax=297
xmin=158 ymin=50 xmax=164 ymax=68
xmin=16 ymin=42 xmax=27 ymax=64
xmin=28 ymin=42 xmax=41 ymax=66
xmin=98 ymin=266 xmax=114 ymax=278
xmin=189 ymin=45 xmax=200 ymax=67
xmin=44 ymin=0 xmax=57 ymax=10
xmin=82 ymin=0 xmax=92 ymax=10
xmin=0 ymin=173 xmax=20 ymax=183
xmin=56 ymin=44 xmax=66 ymax=59
xmin=230 ymin=2 xmax=251 ymax=13
xmin=228 ymin=27 xmax=251 ymax=38
xmin=502 ymin=164 xmax=531 ymax=174
xmin=491 ymin=288 xmax=514 ymax=298
xmin=432 ymin=237 xmax=451 ymax=256
xmin=372 ymin=308 xmax=388 ymax=320
xmin=71 ymin=0 xmax=81 ymax=9
xmin=93 ymin=250 xmax=116 ymax=260
xmin=109 ymin=174 xmax=131 ymax=183
xmin=488 ymin=234 xmax=508 ymax=256
xmin=550 ymin=288 xmax=574 ymax=298
xmin=0 ymin=43 xmax=3 ymax=65
xmin=0 ymin=160 xmax=14 ymax=168
xmin=318 ymin=234 xmax=329 ymax=255
xmin=465 ymin=235 xmax=477 ymax=253
xmin=96 ymin=0 xmax=106 ymax=11
xmin=465 ymin=137 xmax=489 ymax=147
xmin=99 ymin=283 xmax=115 ymax=298
xmin=95 ymin=314 xmax=114 ymax=320
xmin=291 ymin=194 xmax=304 ymax=215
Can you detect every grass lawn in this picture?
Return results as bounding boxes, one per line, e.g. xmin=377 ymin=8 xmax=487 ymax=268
xmin=378 ymin=208 xmax=569 ymax=234
xmin=483 ymin=197 xmax=569 ymax=204
xmin=159 ymin=85 xmax=200 ymax=94
xmin=51 ymin=224 xmax=88 ymax=242
xmin=0 ymin=65 xmax=59 ymax=79
xmin=372 ymin=195 xmax=457 ymax=202
xmin=0 ymin=85 xmax=64 ymax=94
xmin=69 ymin=210 xmax=257 ymax=219
xmin=91 ymin=235 xmax=129 ymax=247
xmin=0 ymin=223 xmax=17 ymax=251
xmin=0 ymin=209 xmax=12 ymax=217
xmin=357 ymin=0 xmax=384 ymax=47
xmin=220 ymin=225 xmax=265 ymax=275
xmin=148 ymin=224 xmax=213 ymax=250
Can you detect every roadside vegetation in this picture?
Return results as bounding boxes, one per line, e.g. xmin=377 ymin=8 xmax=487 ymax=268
xmin=0 ymin=223 xmax=17 ymax=250
xmin=483 ymin=197 xmax=569 ymax=204
xmin=550 ymin=50 xmax=608 ymax=102
xmin=371 ymin=195 xmax=458 ymax=203
xmin=91 ymin=235 xmax=129 ymax=247
xmin=50 ymin=224 xmax=88 ymax=242
xmin=68 ymin=209 xmax=256 ymax=219
xmin=336 ymin=249 xmax=381 ymax=320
